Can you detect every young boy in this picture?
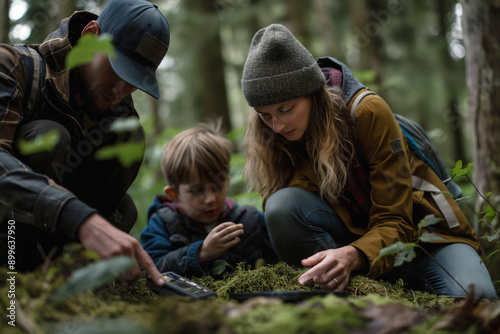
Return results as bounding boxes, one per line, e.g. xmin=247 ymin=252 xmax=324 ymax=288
xmin=140 ymin=122 xmax=279 ymax=277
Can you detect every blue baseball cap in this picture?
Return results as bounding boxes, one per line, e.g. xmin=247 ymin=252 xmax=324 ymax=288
xmin=97 ymin=0 xmax=170 ymax=99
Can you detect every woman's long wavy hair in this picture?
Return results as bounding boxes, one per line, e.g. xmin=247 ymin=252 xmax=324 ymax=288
xmin=243 ymin=86 xmax=355 ymax=204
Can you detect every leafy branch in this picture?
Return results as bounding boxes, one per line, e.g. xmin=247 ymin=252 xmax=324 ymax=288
xmin=450 ymin=160 xmax=500 ymax=252
xmin=375 ymin=215 xmax=469 ymax=295
xmin=376 ymin=160 xmax=500 ymax=296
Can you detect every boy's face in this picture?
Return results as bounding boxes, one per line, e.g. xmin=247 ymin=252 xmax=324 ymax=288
xmin=166 ymin=173 xmax=229 ymax=225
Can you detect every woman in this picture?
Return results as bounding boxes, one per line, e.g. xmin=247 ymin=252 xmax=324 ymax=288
xmin=241 ymin=23 xmax=497 ymax=299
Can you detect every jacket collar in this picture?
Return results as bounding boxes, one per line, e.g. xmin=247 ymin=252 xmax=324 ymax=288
xmin=316 ymin=56 xmax=366 ymax=105
xmin=35 ymin=11 xmax=98 ymax=103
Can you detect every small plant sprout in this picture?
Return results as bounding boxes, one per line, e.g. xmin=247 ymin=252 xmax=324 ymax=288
xmin=375 ymin=215 xmax=444 ymax=267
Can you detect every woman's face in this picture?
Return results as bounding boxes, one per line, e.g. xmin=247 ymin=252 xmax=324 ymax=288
xmin=254 ymin=96 xmax=311 ymax=141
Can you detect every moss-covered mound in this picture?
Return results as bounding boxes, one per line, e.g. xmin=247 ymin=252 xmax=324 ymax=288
xmin=1 ymin=245 xmax=498 ymax=334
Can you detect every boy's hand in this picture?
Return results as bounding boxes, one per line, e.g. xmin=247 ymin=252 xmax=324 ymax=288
xmin=198 ymin=222 xmax=244 ymax=264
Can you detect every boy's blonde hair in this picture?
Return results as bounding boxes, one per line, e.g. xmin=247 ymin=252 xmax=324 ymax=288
xmin=161 ymin=121 xmax=233 ymax=188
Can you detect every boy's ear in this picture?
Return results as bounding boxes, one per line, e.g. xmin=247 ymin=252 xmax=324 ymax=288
xmin=82 ymin=20 xmax=101 ymax=37
xmin=164 ymin=186 xmax=178 ymax=202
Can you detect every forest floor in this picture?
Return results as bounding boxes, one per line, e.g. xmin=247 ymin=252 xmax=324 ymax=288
xmin=1 ymin=244 xmax=499 ymax=334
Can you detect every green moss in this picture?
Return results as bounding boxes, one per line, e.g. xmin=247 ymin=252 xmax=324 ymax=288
xmin=193 ymin=263 xmax=319 ymax=301
xmin=0 ymin=249 xmax=493 ymax=334
xmin=151 ymin=297 xmax=228 ymax=334
xmin=346 ymin=275 xmax=457 ymax=308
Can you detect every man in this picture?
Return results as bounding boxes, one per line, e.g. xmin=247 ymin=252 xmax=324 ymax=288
xmin=0 ymin=0 xmax=169 ymax=286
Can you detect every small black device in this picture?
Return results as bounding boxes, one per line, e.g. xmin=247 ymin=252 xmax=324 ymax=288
xmin=229 ymin=290 xmax=348 ymax=303
xmin=146 ymin=272 xmax=216 ymax=299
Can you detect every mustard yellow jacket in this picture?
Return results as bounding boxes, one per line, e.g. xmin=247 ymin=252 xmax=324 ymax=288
xmin=284 ymin=78 xmax=480 ymax=279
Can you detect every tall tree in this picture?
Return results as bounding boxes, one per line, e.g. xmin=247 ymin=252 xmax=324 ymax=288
xmin=435 ymin=0 xmax=467 ymax=162
xmin=54 ymin=0 xmax=77 ymax=27
xmin=0 ymin=0 xmax=9 ymax=42
xmin=179 ymin=0 xmax=232 ymax=131
xmin=312 ymin=0 xmax=337 ymax=57
xmin=284 ymin=0 xmax=311 ymax=50
xmin=460 ymin=0 xmax=500 ymax=281
xmin=349 ymin=0 xmax=384 ymax=91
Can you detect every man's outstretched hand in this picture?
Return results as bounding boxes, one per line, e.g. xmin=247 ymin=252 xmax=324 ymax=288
xmin=77 ymin=213 xmax=164 ymax=286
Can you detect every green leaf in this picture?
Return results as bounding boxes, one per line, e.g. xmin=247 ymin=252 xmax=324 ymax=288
xmin=17 ymin=129 xmax=60 ymax=155
xmin=454 ymin=195 xmax=474 ymax=202
xmin=66 ymin=33 xmax=115 ymax=69
xmin=419 ymin=231 xmax=445 ymax=242
xmin=212 ymin=259 xmax=232 ymax=275
xmin=110 ymin=117 xmax=142 ymax=133
xmin=484 ymin=234 xmax=500 ymax=243
xmin=451 ymin=160 xmax=474 ymax=177
xmin=451 ymin=160 xmax=463 ymax=177
xmin=95 ymin=141 xmax=145 ymax=167
xmin=49 ymin=256 xmax=136 ymax=303
xmin=375 ymin=241 xmax=417 ymax=261
xmin=417 ymin=215 xmax=442 ymax=231
xmin=482 ymin=206 xmax=497 ymax=219
xmin=394 ymin=247 xmax=416 ymax=266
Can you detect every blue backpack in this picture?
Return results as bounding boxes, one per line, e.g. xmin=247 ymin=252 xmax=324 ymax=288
xmin=351 ymin=91 xmax=463 ymax=199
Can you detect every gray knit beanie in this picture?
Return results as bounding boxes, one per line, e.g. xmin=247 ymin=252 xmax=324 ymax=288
xmin=241 ymin=24 xmax=326 ymax=107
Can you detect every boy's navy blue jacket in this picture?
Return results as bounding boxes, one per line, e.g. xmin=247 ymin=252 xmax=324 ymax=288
xmin=140 ymin=195 xmax=279 ymax=277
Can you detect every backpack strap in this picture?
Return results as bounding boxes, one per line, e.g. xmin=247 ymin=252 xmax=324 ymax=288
xmin=411 ymin=175 xmax=460 ymax=229
xmin=350 ymin=90 xmax=377 ymax=123
xmin=11 ymin=45 xmax=46 ymax=122
xmin=350 ymin=90 xmax=377 ymax=140
xmin=350 ymin=90 xmax=460 ymax=229
xmin=26 ymin=47 xmax=43 ymax=113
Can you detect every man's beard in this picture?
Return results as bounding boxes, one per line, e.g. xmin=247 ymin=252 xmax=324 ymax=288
xmin=77 ymin=65 xmax=117 ymax=121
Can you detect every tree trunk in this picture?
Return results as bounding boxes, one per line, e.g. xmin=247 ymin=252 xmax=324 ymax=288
xmin=55 ymin=0 xmax=77 ymax=26
xmin=312 ymin=0 xmax=336 ymax=57
xmin=284 ymin=0 xmax=311 ymax=50
xmin=183 ymin=0 xmax=232 ymax=131
xmin=460 ymin=0 xmax=500 ymax=282
xmin=436 ymin=0 xmax=466 ymax=163
xmin=349 ymin=0 xmax=384 ymax=93
xmin=0 ymin=0 xmax=9 ymax=43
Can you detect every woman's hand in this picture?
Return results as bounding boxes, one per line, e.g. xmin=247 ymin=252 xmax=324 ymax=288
xmin=198 ymin=222 xmax=244 ymax=263
xmin=297 ymin=246 xmax=366 ymax=290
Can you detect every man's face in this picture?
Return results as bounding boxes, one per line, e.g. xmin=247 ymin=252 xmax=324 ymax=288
xmin=79 ymin=53 xmax=137 ymax=113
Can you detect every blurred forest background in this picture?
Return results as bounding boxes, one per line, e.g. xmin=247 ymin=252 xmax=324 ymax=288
xmin=1 ymin=0 xmax=500 ymax=281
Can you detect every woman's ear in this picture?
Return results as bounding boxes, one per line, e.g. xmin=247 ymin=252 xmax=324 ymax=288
xmin=164 ymin=185 xmax=178 ymax=202
xmin=81 ymin=20 xmax=101 ymax=37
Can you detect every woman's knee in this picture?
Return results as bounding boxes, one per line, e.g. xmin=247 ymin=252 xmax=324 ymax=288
xmin=265 ymin=188 xmax=303 ymax=238
xmin=426 ymin=243 xmax=498 ymax=300
xmin=439 ymin=279 xmax=498 ymax=301
xmin=265 ymin=187 xmax=320 ymax=222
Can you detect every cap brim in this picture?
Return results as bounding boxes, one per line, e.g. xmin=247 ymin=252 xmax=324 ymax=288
xmin=109 ymin=49 xmax=160 ymax=99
